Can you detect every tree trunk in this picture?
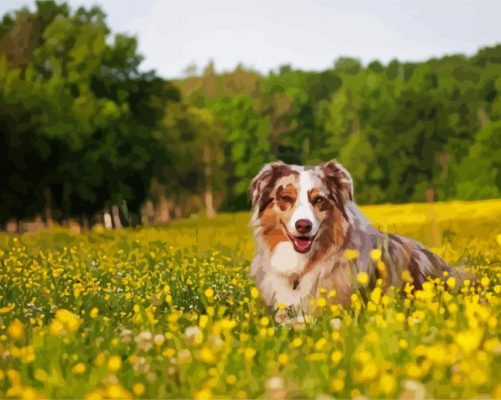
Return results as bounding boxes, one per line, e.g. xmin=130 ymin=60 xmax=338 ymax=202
xmin=43 ymin=187 xmax=54 ymax=228
xmin=111 ymin=205 xmax=122 ymax=229
xmin=103 ymin=208 xmax=113 ymax=229
xmin=155 ymin=195 xmax=170 ymax=223
xmin=203 ymin=142 xmax=216 ymax=218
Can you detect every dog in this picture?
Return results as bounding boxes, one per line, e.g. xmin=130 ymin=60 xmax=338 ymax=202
xmin=249 ymin=160 xmax=463 ymax=310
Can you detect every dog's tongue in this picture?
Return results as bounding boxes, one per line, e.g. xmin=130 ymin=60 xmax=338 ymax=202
xmin=293 ymin=237 xmax=313 ymax=253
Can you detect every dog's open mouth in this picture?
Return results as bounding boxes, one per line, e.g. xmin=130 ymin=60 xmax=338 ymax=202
xmin=283 ymin=226 xmax=316 ymax=253
xmin=290 ymin=235 xmax=314 ymax=253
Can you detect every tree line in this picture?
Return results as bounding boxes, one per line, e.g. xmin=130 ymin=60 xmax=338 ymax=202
xmin=1 ymin=1 xmax=500 ymax=228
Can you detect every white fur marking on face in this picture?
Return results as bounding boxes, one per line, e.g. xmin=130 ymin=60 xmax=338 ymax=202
xmin=270 ymin=241 xmax=304 ymax=275
xmin=289 ymin=170 xmax=319 ymax=236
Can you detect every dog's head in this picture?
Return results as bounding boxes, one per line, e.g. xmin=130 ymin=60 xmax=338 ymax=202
xmin=249 ymin=160 xmax=353 ymax=254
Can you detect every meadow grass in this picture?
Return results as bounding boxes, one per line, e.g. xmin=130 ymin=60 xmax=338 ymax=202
xmin=0 ymin=199 xmax=500 ymax=399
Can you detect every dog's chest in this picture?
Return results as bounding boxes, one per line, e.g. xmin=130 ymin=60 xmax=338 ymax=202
xmin=254 ymin=242 xmax=337 ymax=308
xmin=266 ymin=271 xmax=320 ymax=308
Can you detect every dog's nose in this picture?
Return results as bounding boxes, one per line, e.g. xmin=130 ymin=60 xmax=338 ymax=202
xmin=295 ymin=219 xmax=312 ymax=234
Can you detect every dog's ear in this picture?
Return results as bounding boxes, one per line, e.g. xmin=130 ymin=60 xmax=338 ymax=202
xmin=249 ymin=161 xmax=289 ymax=210
xmin=320 ymin=160 xmax=354 ymax=207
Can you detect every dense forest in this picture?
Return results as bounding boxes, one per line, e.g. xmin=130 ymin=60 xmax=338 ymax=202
xmin=1 ymin=1 xmax=500 ymax=228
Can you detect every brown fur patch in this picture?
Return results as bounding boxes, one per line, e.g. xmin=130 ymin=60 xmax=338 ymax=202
xmin=249 ymin=163 xmax=298 ymax=214
xmin=276 ymin=183 xmax=297 ymax=212
xmin=258 ymin=201 xmax=288 ymax=252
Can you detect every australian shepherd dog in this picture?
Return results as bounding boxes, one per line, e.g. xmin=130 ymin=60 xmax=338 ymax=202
xmin=249 ymin=160 xmax=463 ymax=311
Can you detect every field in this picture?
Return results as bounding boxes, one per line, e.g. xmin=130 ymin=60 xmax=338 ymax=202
xmin=1 ymin=199 xmax=500 ymax=399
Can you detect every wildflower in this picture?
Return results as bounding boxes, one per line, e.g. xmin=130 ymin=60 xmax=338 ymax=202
xmin=0 ymin=303 xmax=15 ymax=314
xmin=369 ymin=248 xmax=382 ymax=261
xmin=455 ymin=329 xmax=483 ymax=353
xmin=315 ymin=338 xmax=327 ymax=351
xmin=153 ymin=334 xmax=165 ymax=346
xmin=278 ymin=353 xmax=288 ymax=365
xmin=194 ymin=388 xmax=211 ymax=400
xmin=199 ymin=315 xmax=209 ymax=329
xmin=72 ymin=362 xmax=87 ymax=375
xmin=250 ymin=287 xmax=260 ymax=299
xmin=344 ymin=249 xmax=359 ymax=261
xmin=132 ymin=383 xmax=145 ymax=396
xmin=480 ymin=277 xmax=490 ymax=288
xmin=447 ymin=277 xmax=456 ymax=289
xmin=401 ymin=270 xmax=413 ymax=283
xmin=50 ymin=309 xmax=81 ymax=336
xmin=8 ymin=319 xmax=25 ymax=340
xmin=331 ymin=350 xmax=343 ymax=364
xmin=330 ymin=378 xmax=344 ymax=392
xmin=204 ymin=287 xmax=215 ymax=301
xmin=379 ymin=374 xmax=396 ymax=395
xmin=198 ymin=347 xmax=216 ymax=364
xmin=135 ymin=331 xmax=153 ymax=352
xmin=244 ymin=347 xmax=256 ymax=359
xmin=107 ymin=355 xmax=122 ymax=372
xmin=357 ymin=272 xmax=369 ymax=286
xmin=316 ymin=297 xmax=327 ymax=307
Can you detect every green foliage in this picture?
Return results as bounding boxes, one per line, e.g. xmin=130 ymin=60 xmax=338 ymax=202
xmin=1 ymin=1 xmax=500 ymax=223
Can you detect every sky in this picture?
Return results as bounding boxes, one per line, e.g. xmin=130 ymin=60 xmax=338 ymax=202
xmin=1 ymin=0 xmax=501 ymax=79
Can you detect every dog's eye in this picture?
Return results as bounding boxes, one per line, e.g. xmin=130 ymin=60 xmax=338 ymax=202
xmin=313 ymin=197 xmax=325 ymax=205
xmin=281 ymin=195 xmax=294 ymax=203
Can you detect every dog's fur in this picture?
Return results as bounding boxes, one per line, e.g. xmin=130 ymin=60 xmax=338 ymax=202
xmin=249 ymin=160 xmax=462 ymax=310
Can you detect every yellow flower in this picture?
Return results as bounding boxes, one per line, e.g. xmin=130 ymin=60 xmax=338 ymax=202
xmin=480 ymin=277 xmax=490 ymax=288
xmin=90 ymin=307 xmax=99 ymax=318
xmin=455 ymin=329 xmax=483 ymax=353
xmin=316 ymin=297 xmax=327 ymax=307
xmin=204 ymin=288 xmax=215 ymax=301
xmin=250 ymin=287 xmax=260 ymax=299
xmin=315 ymin=338 xmax=327 ymax=351
xmin=107 ymin=355 xmax=122 ymax=372
xmin=0 ymin=303 xmax=15 ymax=314
xmin=344 ymin=249 xmax=359 ymax=261
xmin=50 ymin=309 xmax=81 ymax=336
xmin=278 ymin=353 xmax=288 ymax=364
xmin=357 ymin=272 xmax=369 ymax=286
xmin=244 ymin=347 xmax=256 ymax=359
xmin=34 ymin=369 xmax=47 ymax=382
xmin=8 ymin=319 xmax=25 ymax=340
xmin=330 ymin=378 xmax=344 ymax=392
xmin=194 ymin=389 xmax=211 ymax=400
xmin=379 ymin=374 xmax=396 ymax=395
xmin=369 ymin=248 xmax=382 ymax=261
xmin=199 ymin=314 xmax=209 ymax=329
xmin=72 ymin=362 xmax=87 ymax=375
xmin=370 ymin=287 xmax=382 ymax=304
xmin=133 ymin=383 xmax=145 ymax=396
xmin=331 ymin=350 xmax=343 ymax=364
xmin=199 ymin=347 xmax=216 ymax=364
xmin=401 ymin=270 xmax=413 ymax=283
xmin=446 ymin=277 xmax=456 ymax=289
